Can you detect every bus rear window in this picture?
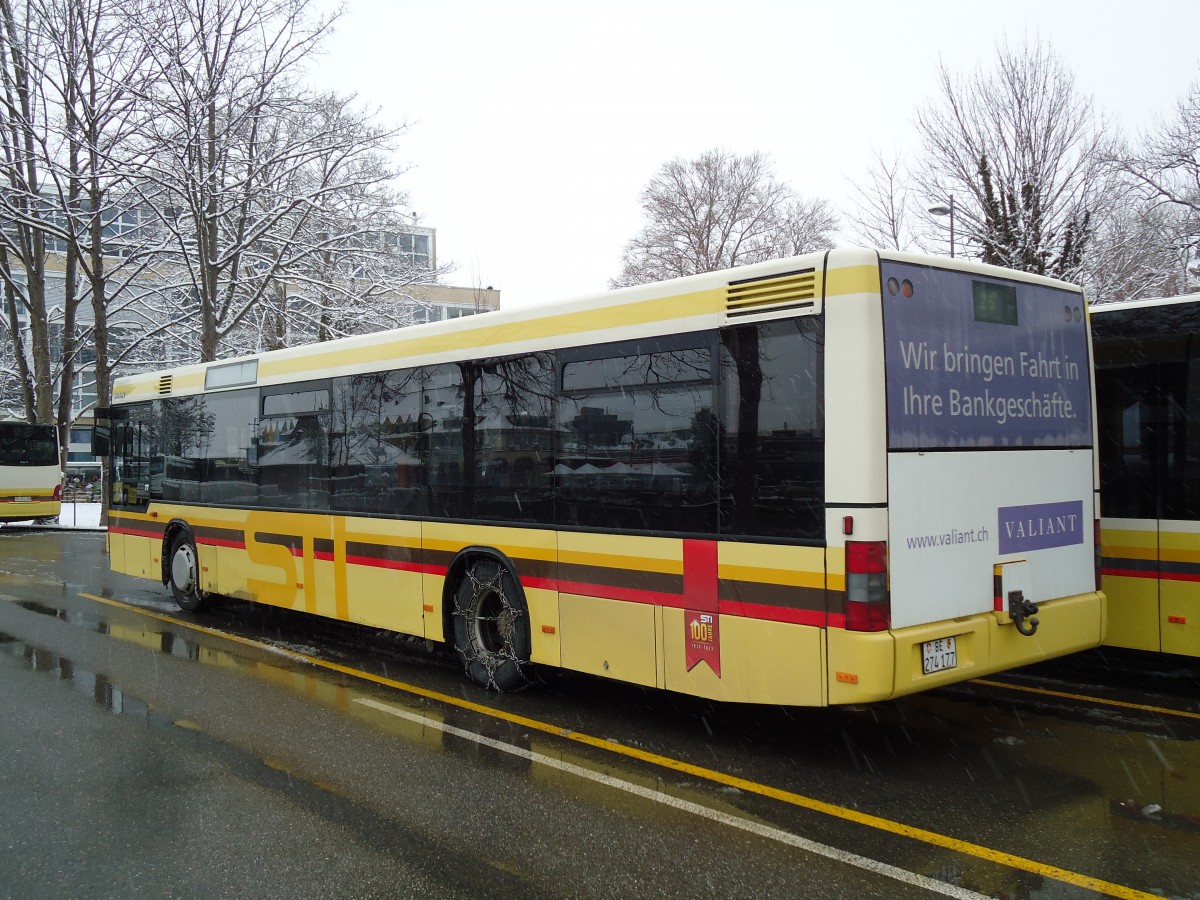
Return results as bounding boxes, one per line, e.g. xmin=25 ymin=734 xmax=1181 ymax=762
xmin=882 ymin=261 xmax=1091 ymax=450
xmin=0 ymin=423 xmax=57 ymax=466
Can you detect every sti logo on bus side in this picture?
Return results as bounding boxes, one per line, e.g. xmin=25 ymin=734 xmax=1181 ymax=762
xmin=997 ymin=500 xmax=1084 ymax=554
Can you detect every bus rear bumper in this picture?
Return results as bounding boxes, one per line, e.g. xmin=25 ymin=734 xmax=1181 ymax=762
xmin=0 ymin=500 xmax=61 ymax=523
xmin=828 ymin=590 xmax=1106 ymax=704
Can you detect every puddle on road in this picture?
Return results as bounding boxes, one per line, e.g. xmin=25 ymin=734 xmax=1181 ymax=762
xmin=2 ymin=596 xmax=483 ymax=760
xmin=16 ymin=599 xmax=109 ymax=634
xmin=0 ymin=625 xmax=539 ymax=895
xmin=2 ymin=596 xmax=725 ymax=811
xmin=0 ymin=629 xmax=155 ymax=725
xmin=6 ymin=593 xmax=1200 ymax=900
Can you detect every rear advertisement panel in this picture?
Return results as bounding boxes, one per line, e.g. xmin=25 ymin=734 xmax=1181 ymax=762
xmin=887 ymin=451 xmax=1093 ymax=627
xmin=881 ymin=262 xmax=1094 ymax=628
xmin=882 ymin=262 xmax=1091 ymax=449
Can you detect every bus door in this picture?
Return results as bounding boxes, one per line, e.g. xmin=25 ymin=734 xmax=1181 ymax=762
xmin=1096 ymin=325 xmax=1200 ymax=656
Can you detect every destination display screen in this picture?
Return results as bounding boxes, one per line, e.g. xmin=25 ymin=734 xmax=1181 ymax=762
xmin=972 ymin=280 xmax=1018 ymax=326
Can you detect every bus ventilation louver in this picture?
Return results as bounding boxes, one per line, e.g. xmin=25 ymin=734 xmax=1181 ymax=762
xmin=726 ymin=268 xmax=818 ymax=318
xmin=157 ymin=375 xmax=173 ymax=395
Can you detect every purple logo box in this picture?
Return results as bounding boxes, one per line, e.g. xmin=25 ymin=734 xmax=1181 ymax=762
xmin=998 ymin=500 xmax=1085 ymax=554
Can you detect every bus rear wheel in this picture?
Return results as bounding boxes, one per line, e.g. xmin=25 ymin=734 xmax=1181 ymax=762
xmin=167 ymin=533 xmax=208 ymax=613
xmin=452 ymin=558 xmax=532 ymax=692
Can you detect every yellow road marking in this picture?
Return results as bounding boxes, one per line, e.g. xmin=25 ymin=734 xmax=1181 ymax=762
xmin=354 ymin=697 xmax=990 ymax=900
xmin=972 ymin=677 xmax=1200 ymax=721
xmin=81 ymin=591 xmax=1157 ymax=900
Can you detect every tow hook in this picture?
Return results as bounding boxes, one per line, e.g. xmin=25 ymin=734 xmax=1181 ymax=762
xmin=1008 ymin=589 xmax=1040 ymax=637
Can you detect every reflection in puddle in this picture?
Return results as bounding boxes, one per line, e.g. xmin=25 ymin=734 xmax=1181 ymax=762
xmin=15 ymin=597 xmax=210 ymax=657
xmin=17 ymin=599 xmax=109 ymax=634
xmin=0 ymin=630 xmax=149 ymax=722
xmin=4 ymin=601 xmax=627 ymax=798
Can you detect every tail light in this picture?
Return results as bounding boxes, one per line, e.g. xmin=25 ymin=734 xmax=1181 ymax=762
xmin=1094 ymin=519 xmax=1102 ymax=591
xmin=53 ymin=484 xmax=62 ymax=501
xmin=845 ymin=540 xmax=890 ymax=632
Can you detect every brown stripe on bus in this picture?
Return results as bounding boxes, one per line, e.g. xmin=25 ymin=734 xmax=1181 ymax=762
xmin=719 ymin=578 xmax=829 ymax=612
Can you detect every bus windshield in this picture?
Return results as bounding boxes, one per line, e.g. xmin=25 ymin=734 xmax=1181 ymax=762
xmin=0 ymin=423 xmax=58 ymax=466
xmin=881 ymin=261 xmax=1092 ymax=449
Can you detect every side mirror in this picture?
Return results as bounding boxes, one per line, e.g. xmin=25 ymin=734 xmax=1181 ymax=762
xmin=91 ymin=407 xmax=112 ymax=458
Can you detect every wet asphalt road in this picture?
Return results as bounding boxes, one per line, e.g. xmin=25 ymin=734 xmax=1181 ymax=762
xmin=1 ymin=529 xmax=1198 ymax=899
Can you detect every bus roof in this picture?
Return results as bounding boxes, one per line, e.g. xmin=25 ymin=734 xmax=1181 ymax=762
xmin=1089 ymin=293 xmax=1200 ymax=315
xmin=111 ymin=247 xmax=1084 ymax=404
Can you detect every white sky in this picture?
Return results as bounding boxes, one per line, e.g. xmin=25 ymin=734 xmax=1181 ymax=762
xmin=312 ymin=0 xmax=1200 ymax=309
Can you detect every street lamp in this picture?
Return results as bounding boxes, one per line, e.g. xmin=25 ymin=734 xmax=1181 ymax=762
xmin=928 ymin=196 xmax=955 ymax=258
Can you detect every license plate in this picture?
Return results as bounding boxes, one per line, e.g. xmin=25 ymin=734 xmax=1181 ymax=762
xmin=13 ymin=496 xmax=31 ymax=503
xmin=922 ymin=636 xmax=957 ymax=674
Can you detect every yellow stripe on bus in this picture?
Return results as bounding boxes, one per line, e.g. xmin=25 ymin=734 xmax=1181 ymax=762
xmin=719 ymin=563 xmax=826 ymax=590
xmin=263 ymin=289 xmax=727 ymax=380
xmin=825 ymin=264 xmax=881 ymax=297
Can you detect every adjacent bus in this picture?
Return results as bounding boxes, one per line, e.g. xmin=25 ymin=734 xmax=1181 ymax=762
xmin=1092 ymin=293 xmax=1200 ymax=657
xmin=98 ymin=248 xmax=1105 ymax=705
xmin=0 ymin=421 xmax=62 ymax=523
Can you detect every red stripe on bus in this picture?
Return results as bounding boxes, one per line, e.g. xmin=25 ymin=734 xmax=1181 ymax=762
xmin=718 ymin=599 xmax=829 ymax=627
xmin=1102 ymin=567 xmax=1151 ymax=578
xmin=1161 ymin=570 xmax=1200 ymax=583
xmin=344 ymin=554 xmax=444 ymax=577
xmin=1103 ymin=566 xmax=1200 ymax=582
xmin=114 ymin=531 xmax=837 ymax=627
xmin=683 ymin=539 xmax=719 ymax=613
xmin=110 ymin=526 xmax=163 ymax=540
xmin=196 ymin=537 xmax=246 ymax=550
xmin=345 ymin=553 xmax=414 ymax=571
xmin=559 ymin=579 xmax=684 ymax=609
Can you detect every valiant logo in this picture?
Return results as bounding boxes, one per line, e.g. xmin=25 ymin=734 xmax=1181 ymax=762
xmin=998 ymin=500 xmax=1085 ymax=554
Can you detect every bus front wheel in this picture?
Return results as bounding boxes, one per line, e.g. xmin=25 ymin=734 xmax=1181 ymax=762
xmin=452 ymin=558 xmax=532 ymax=692
xmin=167 ymin=533 xmax=208 ymax=613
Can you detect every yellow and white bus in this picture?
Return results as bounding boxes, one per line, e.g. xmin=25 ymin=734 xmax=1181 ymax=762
xmin=98 ymin=248 xmax=1105 ymax=705
xmin=0 ymin=421 xmax=61 ymax=523
xmin=1092 ymin=293 xmax=1200 ymax=657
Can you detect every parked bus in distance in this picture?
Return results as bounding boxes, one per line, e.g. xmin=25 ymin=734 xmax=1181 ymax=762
xmin=1092 ymin=293 xmax=1200 ymax=658
xmin=95 ymin=248 xmax=1104 ymax=705
xmin=0 ymin=421 xmax=62 ymax=523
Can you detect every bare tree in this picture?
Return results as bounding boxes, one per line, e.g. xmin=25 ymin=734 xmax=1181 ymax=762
xmin=241 ymin=93 xmax=450 ymax=352
xmin=1115 ymin=74 xmax=1200 ymax=291
xmin=0 ymin=0 xmax=173 ymax=466
xmin=1082 ymin=182 xmax=1198 ymax=303
xmin=913 ymin=40 xmax=1114 ymax=279
xmin=847 ymin=150 xmax=917 ymax=251
xmin=612 ymin=148 xmax=837 ymax=288
xmin=35 ymin=0 xmax=175 ymax=450
xmin=0 ymin=0 xmax=69 ymax=424
xmin=137 ymin=0 xmax=417 ymax=362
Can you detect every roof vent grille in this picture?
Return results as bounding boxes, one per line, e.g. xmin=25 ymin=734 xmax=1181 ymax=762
xmin=157 ymin=375 xmax=173 ymax=395
xmin=726 ymin=268 xmax=818 ymax=318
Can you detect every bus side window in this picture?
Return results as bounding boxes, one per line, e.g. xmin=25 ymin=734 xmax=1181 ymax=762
xmin=718 ymin=317 xmax=824 ymax=541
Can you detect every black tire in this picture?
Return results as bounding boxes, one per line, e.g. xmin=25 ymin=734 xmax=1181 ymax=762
xmin=167 ymin=532 xmax=208 ymax=612
xmin=451 ymin=558 xmax=532 ymax=692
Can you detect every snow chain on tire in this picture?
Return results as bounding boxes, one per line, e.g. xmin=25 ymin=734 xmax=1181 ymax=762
xmin=452 ymin=558 xmax=532 ymax=692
